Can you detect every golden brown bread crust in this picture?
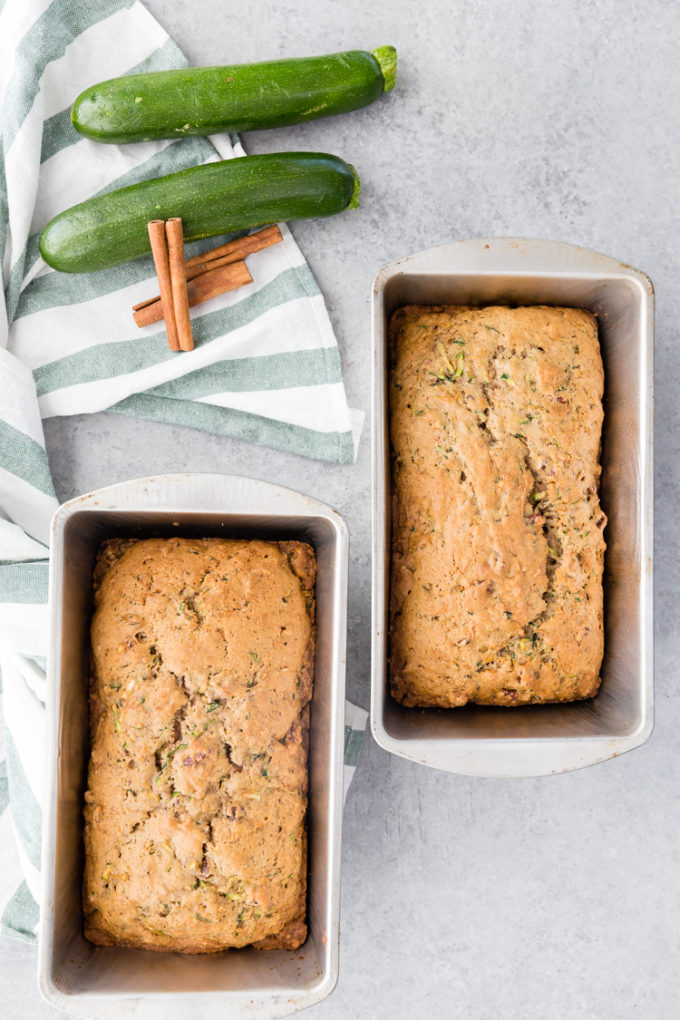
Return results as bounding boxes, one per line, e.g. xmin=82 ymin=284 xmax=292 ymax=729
xmin=389 ymin=305 xmax=606 ymax=707
xmin=83 ymin=537 xmax=315 ymax=953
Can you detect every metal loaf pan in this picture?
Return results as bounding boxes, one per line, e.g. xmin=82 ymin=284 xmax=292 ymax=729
xmin=371 ymin=238 xmax=654 ymax=778
xmin=39 ymin=473 xmax=349 ymax=1020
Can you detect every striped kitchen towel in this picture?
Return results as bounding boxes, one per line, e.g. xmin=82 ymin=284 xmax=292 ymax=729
xmin=0 ymin=0 xmax=367 ymax=941
xmin=4 ymin=0 xmax=362 ymax=462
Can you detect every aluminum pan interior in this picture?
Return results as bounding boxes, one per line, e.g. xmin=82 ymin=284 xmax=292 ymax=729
xmin=371 ymin=238 xmax=654 ymax=777
xmin=39 ymin=473 xmax=348 ymax=1020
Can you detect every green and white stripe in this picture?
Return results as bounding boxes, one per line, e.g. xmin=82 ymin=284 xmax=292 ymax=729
xmin=0 ymin=0 xmax=365 ymax=942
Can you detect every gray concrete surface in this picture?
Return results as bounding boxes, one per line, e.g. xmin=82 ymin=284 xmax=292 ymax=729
xmin=1 ymin=0 xmax=678 ymax=1017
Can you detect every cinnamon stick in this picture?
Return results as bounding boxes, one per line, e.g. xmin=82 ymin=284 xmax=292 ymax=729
xmin=133 ymin=260 xmax=253 ymax=328
xmin=133 ymin=223 xmax=280 ymax=336
xmin=165 ymin=217 xmax=193 ymax=352
xmin=132 ymin=250 xmax=254 ymax=312
xmin=146 ymin=220 xmax=179 ymax=351
xmin=132 ymin=245 xmax=257 ymax=307
xmin=184 ymin=224 xmax=282 ymax=271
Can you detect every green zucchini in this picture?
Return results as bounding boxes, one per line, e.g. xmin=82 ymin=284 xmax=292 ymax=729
xmin=39 ymin=152 xmax=359 ymax=274
xmin=71 ymin=46 xmax=397 ymax=144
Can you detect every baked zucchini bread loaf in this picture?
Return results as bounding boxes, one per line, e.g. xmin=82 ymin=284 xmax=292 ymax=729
xmin=389 ymin=305 xmax=606 ymax=708
xmin=83 ymin=537 xmax=315 ymax=952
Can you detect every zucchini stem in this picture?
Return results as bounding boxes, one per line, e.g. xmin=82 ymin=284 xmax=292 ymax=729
xmin=372 ymin=45 xmax=397 ymax=92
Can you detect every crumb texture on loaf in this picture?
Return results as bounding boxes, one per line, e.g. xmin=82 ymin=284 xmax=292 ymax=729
xmin=389 ymin=305 xmax=606 ymax=707
xmin=83 ymin=537 xmax=315 ymax=953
